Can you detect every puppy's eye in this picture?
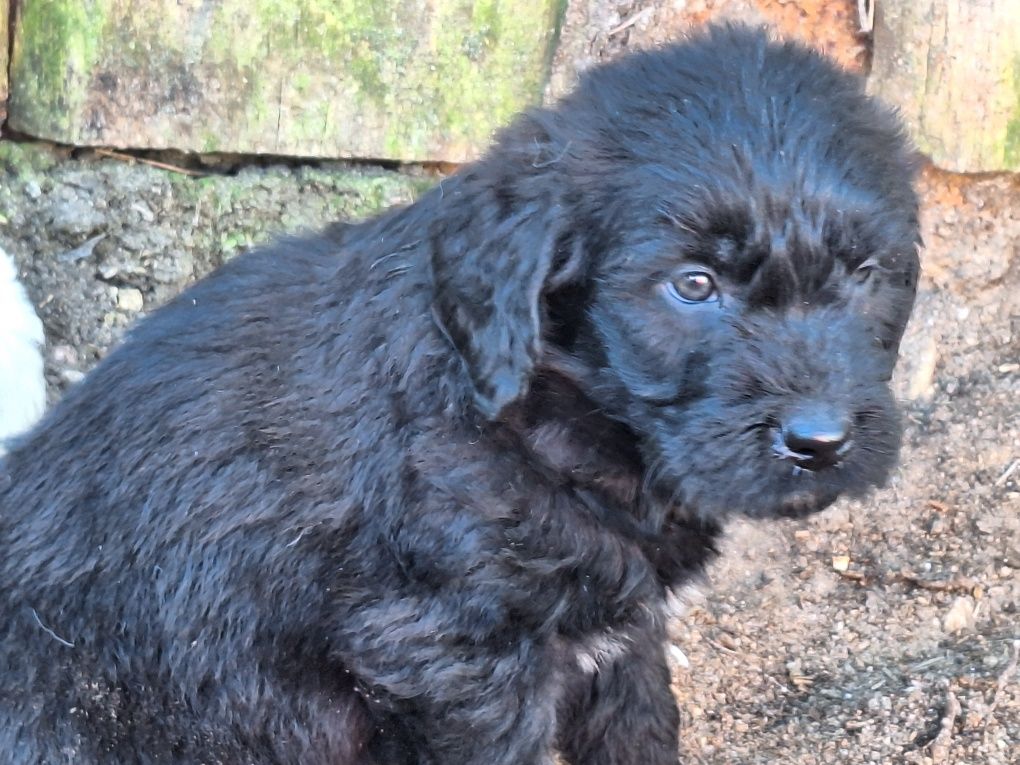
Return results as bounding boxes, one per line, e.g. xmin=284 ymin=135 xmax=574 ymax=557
xmin=667 ymin=271 xmax=718 ymax=303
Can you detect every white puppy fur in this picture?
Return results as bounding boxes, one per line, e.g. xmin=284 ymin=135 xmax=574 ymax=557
xmin=0 ymin=248 xmax=46 ymax=452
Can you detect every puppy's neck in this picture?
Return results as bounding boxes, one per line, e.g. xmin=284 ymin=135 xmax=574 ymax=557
xmin=500 ymin=361 xmax=722 ymax=586
xmin=502 ymin=369 xmax=646 ymax=509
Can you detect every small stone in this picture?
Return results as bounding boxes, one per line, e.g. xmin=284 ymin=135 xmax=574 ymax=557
xmin=48 ymin=197 xmax=105 ymax=238
xmin=51 ymin=344 xmax=79 ymax=366
xmin=116 ymin=288 xmax=144 ymax=313
xmin=907 ymin=335 xmax=938 ymax=401
xmin=668 ymin=644 xmax=690 ymax=668
xmin=131 ymin=201 xmax=155 ymax=222
xmin=98 ymin=263 xmax=120 ymax=280
xmin=832 ymin=555 xmax=851 ymax=572
xmin=60 ymin=369 xmax=86 ymax=386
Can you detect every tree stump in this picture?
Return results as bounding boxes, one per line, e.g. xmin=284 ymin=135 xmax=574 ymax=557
xmin=868 ymin=1 xmax=1020 ymax=172
xmin=6 ymin=0 xmax=564 ymax=162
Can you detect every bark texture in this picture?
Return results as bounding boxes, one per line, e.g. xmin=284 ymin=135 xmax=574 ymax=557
xmin=869 ymin=0 xmax=1020 ymax=172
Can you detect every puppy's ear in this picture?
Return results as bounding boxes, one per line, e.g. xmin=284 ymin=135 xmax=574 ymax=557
xmin=430 ymin=120 xmax=576 ymax=420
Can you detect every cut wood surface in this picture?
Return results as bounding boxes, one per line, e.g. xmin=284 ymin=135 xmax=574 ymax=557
xmin=6 ymin=0 xmax=564 ymax=162
xmin=869 ymin=0 xmax=1020 ymax=172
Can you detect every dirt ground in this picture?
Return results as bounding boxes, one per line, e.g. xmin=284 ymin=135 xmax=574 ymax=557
xmin=1 ymin=2 xmax=1017 ymax=763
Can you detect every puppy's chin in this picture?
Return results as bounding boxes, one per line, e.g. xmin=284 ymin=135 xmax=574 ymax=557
xmin=752 ymin=459 xmax=890 ymax=520
xmin=647 ymin=414 xmax=900 ymax=523
xmin=668 ymin=467 xmax=881 ymax=522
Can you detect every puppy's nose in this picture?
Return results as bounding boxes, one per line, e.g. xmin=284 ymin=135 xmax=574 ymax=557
xmin=780 ymin=407 xmax=851 ymax=471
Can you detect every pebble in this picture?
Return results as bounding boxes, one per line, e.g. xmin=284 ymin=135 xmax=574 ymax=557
xmin=116 ymin=287 xmax=145 ymax=313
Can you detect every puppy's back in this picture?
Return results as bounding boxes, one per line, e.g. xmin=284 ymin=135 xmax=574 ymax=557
xmin=0 ymin=208 xmax=446 ymax=758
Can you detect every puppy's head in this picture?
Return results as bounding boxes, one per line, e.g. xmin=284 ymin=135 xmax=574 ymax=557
xmin=431 ymin=25 xmax=920 ymax=520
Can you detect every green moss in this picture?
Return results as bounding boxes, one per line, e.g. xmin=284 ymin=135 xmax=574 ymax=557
xmin=0 ymin=141 xmax=61 ymax=176
xmin=8 ymin=0 xmax=107 ymax=137
xmin=204 ymin=0 xmax=400 ymax=116
xmin=292 ymin=71 xmax=312 ymax=95
xmin=201 ymin=0 xmax=562 ymax=158
xmin=159 ymin=163 xmax=426 ymax=268
xmin=417 ymin=0 xmax=562 ymax=153
xmin=0 ymin=0 xmax=9 ymax=98
xmin=166 ymin=163 xmax=429 ymax=230
xmin=9 ymin=0 xmax=563 ymax=160
xmin=201 ymin=132 xmax=222 ymax=154
xmin=1004 ymin=55 xmax=1020 ymax=169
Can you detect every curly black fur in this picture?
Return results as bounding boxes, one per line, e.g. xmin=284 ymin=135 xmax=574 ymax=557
xmin=0 ymin=25 xmax=919 ymax=764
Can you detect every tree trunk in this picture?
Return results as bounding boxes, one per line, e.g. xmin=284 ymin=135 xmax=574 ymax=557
xmin=868 ymin=1 xmax=1020 ymax=172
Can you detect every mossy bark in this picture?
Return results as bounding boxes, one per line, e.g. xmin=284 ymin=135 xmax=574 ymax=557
xmin=7 ymin=0 xmax=565 ymax=162
xmin=0 ymin=0 xmax=8 ymax=123
xmin=868 ymin=1 xmax=1020 ymax=172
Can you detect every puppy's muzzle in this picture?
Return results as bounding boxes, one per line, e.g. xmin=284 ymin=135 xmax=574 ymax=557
xmin=771 ymin=402 xmax=853 ymax=472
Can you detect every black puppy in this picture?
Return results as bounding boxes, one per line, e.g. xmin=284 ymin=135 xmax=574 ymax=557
xmin=0 ymin=25 xmax=919 ymax=764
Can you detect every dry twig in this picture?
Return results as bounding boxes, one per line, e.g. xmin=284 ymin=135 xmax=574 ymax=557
xmin=835 ymin=569 xmax=868 ymax=583
xmin=928 ymin=686 xmax=961 ymax=763
xmin=988 ymin=640 xmax=1020 ymax=715
xmin=895 ymin=570 xmax=980 ymax=594
xmin=995 ymin=458 xmax=1018 ymax=486
xmin=608 ymin=8 xmax=652 ymax=37
xmin=92 ymin=147 xmax=206 ymax=177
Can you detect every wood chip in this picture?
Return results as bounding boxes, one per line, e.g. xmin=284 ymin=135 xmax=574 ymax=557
xmin=942 ymin=597 xmax=975 ymax=634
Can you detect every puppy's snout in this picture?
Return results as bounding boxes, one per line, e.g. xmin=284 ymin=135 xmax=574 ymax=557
xmin=776 ymin=404 xmax=852 ymax=471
